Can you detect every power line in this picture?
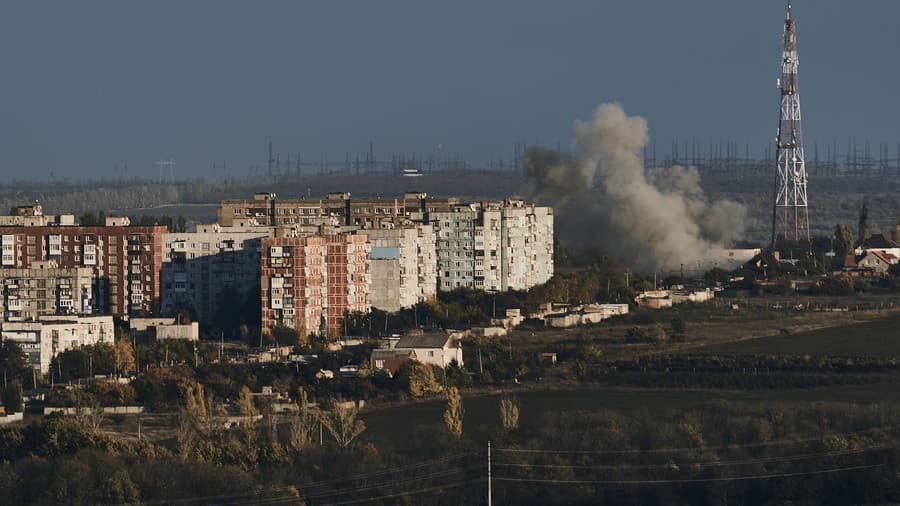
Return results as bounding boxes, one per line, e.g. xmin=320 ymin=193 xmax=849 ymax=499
xmin=494 ymin=424 xmax=900 ymax=455
xmin=315 ymin=478 xmax=486 ymax=506
xmin=137 ymin=452 xmax=477 ymax=505
xmin=493 ymin=445 xmax=889 ymax=471
xmin=299 ymin=464 xmax=483 ymax=502
xmin=493 ymin=464 xmax=884 ymax=485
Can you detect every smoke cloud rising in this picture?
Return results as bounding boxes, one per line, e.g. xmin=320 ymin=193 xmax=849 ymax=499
xmin=524 ymin=103 xmax=746 ymax=273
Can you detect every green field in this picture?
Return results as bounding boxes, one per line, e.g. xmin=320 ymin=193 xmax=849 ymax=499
xmin=360 ymin=381 xmax=900 ymax=447
xmin=696 ymin=313 xmax=900 ymax=357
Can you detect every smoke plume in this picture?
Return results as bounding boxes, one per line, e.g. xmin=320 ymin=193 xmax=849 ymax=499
xmin=524 ymin=103 xmax=746 ymax=272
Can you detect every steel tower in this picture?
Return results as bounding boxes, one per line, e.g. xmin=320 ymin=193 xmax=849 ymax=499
xmin=771 ymin=1 xmax=810 ymax=249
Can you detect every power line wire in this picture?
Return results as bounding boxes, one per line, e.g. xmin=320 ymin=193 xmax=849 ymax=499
xmin=137 ymin=452 xmax=477 ymax=505
xmin=494 ymin=424 xmax=900 ymax=455
xmin=299 ymin=464 xmax=483 ymax=502
xmin=315 ymin=478 xmax=486 ymax=506
xmin=493 ymin=464 xmax=884 ymax=485
xmin=493 ymin=445 xmax=890 ymax=471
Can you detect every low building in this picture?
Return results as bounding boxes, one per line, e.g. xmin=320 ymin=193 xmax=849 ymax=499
xmin=671 ymin=288 xmax=714 ymax=304
xmin=371 ymin=348 xmax=417 ymax=377
xmin=392 ymin=332 xmax=464 ymax=368
xmin=852 ymin=250 xmax=897 ymax=275
xmin=855 ymin=231 xmax=900 ymax=259
xmin=1 ymin=315 xmax=115 ymax=373
xmin=130 ymin=317 xmax=199 ymax=341
xmin=491 ymin=308 xmax=524 ymax=329
xmin=635 ymin=290 xmax=673 ymax=309
xmin=546 ymin=313 xmax=581 ymax=328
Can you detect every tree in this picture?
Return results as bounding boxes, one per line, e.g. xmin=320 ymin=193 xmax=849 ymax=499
xmin=1 ymin=381 xmax=23 ymax=413
xmin=236 ymin=386 xmax=258 ymax=417
xmin=317 ymin=404 xmax=366 ymax=448
xmin=289 ymin=388 xmax=313 ymax=452
xmin=74 ymin=393 xmax=105 ymax=432
xmin=396 ymin=361 xmax=440 ymax=397
xmin=113 ymin=338 xmax=136 ymax=375
xmin=0 ymin=341 xmax=30 ymax=384
xmin=834 ymin=223 xmax=854 ymax=259
xmin=443 ymin=387 xmax=464 ymax=439
xmin=499 ymin=395 xmax=520 ymax=432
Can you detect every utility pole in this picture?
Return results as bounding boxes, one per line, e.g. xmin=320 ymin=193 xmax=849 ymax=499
xmin=487 ymin=440 xmax=493 ymax=506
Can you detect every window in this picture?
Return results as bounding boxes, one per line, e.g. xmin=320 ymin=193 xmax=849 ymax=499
xmin=427 ymin=351 xmax=434 ymax=357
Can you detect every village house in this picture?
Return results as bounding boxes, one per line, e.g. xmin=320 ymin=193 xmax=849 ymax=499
xmin=391 ymin=332 xmax=464 ymax=368
xmin=370 ymin=348 xmax=417 ymax=376
xmin=856 ymin=249 xmax=897 ymax=275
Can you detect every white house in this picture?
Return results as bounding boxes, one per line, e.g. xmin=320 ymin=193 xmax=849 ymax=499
xmin=393 ymin=332 xmax=464 ymax=368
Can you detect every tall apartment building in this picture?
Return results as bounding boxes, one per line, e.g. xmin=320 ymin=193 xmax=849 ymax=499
xmin=0 ymin=261 xmax=93 ymax=321
xmin=359 ymin=224 xmax=437 ymax=312
xmin=218 ymin=192 xmax=457 ymax=228
xmin=159 ymin=227 xmax=271 ymax=323
xmin=260 ymin=232 xmax=369 ymax=339
xmin=431 ymin=199 xmax=553 ymax=292
xmin=0 ymin=217 xmax=166 ymax=317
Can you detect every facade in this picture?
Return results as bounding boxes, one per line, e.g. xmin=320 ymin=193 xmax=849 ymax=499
xmin=431 ymin=199 xmax=553 ymax=292
xmin=260 ymin=232 xmax=369 ymax=339
xmin=129 ymin=317 xmax=199 ymax=341
xmin=393 ymin=332 xmax=464 ymax=368
xmin=0 ymin=218 xmax=166 ymax=317
xmin=324 ymin=233 xmax=370 ymax=337
xmin=217 ymin=192 xmax=457 ymax=228
xmin=159 ymin=228 xmax=271 ymax=323
xmin=370 ymin=348 xmax=416 ymax=377
xmin=359 ymin=224 xmax=436 ymax=312
xmin=0 ymin=261 xmax=93 ymax=321
xmin=1 ymin=315 xmax=115 ymax=373
xmin=855 ymin=250 xmax=897 ymax=274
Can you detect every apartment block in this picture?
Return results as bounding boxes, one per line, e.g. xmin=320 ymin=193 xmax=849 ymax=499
xmin=1 ymin=315 xmax=115 ymax=373
xmin=0 ymin=261 xmax=93 ymax=321
xmin=159 ymin=227 xmax=271 ymax=323
xmin=218 ymin=192 xmax=457 ymax=228
xmin=431 ymin=199 xmax=553 ymax=292
xmin=260 ymin=232 xmax=369 ymax=339
xmin=358 ymin=224 xmax=436 ymax=312
xmin=0 ymin=218 xmax=166 ymax=316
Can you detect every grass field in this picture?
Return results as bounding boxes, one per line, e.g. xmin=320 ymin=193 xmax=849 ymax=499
xmin=695 ymin=312 xmax=900 ymax=357
xmin=360 ymin=380 xmax=900 ymax=447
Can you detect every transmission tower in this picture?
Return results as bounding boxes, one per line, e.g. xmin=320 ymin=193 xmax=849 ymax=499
xmin=771 ymin=1 xmax=810 ymax=249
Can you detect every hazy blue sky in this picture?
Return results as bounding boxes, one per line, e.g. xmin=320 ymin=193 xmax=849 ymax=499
xmin=0 ymin=1 xmax=897 ymax=180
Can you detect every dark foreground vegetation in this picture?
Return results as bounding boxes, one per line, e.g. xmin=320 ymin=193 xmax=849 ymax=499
xmin=0 ymin=400 xmax=898 ymax=505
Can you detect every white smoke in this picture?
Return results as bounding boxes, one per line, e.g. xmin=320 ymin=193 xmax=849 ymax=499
xmin=524 ymin=103 xmax=747 ymax=272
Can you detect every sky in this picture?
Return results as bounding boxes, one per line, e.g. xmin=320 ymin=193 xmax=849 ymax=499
xmin=0 ymin=0 xmax=897 ymax=181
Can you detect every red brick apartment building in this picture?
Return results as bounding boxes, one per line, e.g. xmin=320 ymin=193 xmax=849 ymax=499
xmin=261 ymin=233 xmax=369 ymax=339
xmin=0 ymin=223 xmax=166 ymax=316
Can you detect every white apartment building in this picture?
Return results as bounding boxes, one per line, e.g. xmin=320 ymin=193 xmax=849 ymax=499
xmin=358 ymin=224 xmax=437 ymax=312
xmin=1 ymin=315 xmax=115 ymax=373
xmin=431 ymin=199 xmax=553 ymax=292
